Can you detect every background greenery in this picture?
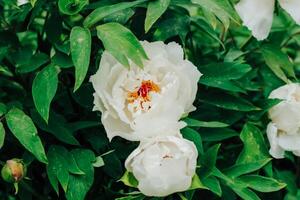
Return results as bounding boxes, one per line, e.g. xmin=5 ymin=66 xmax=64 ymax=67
xmin=0 ymin=0 xmax=300 ymax=199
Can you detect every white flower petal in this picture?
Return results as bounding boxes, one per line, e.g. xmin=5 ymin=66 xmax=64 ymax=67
xmin=278 ymin=134 xmax=300 ymax=151
xmin=125 ymin=136 xmax=197 ymax=197
xmin=235 ymin=0 xmax=275 ymax=40
xmin=279 ymin=0 xmax=300 ymax=24
xmin=266 ymin=123 xmax=285 ymax=159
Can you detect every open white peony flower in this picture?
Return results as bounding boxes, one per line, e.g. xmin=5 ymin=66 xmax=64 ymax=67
xmin=267 ymin=83 xmax=300 ymax=158
xmin=235 ymin=0 xmax=300 ymax=40
xmin=125 ymin=135 xmax=198 ymax=197
xmin=90 ymin=41 xmax=201 ymax=141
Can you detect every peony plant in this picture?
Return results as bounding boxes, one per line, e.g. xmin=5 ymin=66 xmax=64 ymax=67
xmin=1 ymin=0 xmax=300 ymax=200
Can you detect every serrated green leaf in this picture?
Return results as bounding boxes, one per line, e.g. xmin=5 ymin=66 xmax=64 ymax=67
xmin=145 ymin=0 xmax=170 ymax=32
xmin=70 ymin=27 xmax=91 ymax=92
xmin=32 ymin=65 xmax=60 ymax=123
xmin=97 ymin=22 xmax=148 ymax=68
xmin=6 ymin=108 xmax=48 ymax=164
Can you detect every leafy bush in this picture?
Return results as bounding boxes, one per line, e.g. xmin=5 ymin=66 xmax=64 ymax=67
xmin=0 ymin=0 xmax=300 ymax=199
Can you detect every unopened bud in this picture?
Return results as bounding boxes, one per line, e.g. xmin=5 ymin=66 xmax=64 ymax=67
xmin=1 ymin=159 xmax=26 ymax=183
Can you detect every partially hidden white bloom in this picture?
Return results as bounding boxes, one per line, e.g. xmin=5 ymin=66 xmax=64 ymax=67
xmin=90 ymin=41 xmax=202 ymax=141
xmin=125 ymin=135 xmax=198 ymax=197
xmin=235 ymin=0 xmax=300 ymax=40
xmin=267 ymin=83 xmax=300 ymax=158
xmin=17 ymin=0 xmax=29 ymax=6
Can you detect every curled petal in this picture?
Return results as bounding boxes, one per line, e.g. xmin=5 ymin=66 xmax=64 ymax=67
xmin=266 ymin=123 xmax=285 ymax=159
xmin=235 ymin=0 xmax=275 ymax=40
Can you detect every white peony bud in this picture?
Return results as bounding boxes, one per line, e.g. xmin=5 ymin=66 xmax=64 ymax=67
xmin=125 ymin=135 xmax=198 ymax=197
xmin=267 ymin=83 xmax=300 ymax=158
xmin=90 ymin=41 xmax=201 ymax=141
xmin=235 ymin=0 xmax=300 ymax=40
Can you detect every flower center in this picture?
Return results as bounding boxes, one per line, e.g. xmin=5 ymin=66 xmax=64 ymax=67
xmin=127 ymin=80 xmax=160 ymax=107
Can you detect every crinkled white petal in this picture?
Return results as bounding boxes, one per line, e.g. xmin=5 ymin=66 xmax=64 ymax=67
xmin=235 ymin=0 xmax=275 ymax=40
xmin=269 ymin=83 xmax=300 ymax=101
xmin=266 ymin=123 xmax=285 ymax=159
xmin=279 ymin=0 xmax=300 ymax=24
xmin=125 ymin=136 xmax=197 ymax=197
xmin=269 ymin=101 xmax=300 ymax=134
xmin=278 ymin=134 xmax=300 ymax=151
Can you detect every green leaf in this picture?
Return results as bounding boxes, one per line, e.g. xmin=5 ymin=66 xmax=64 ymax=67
xmin=119 ymin=171 xmax=138 ymax=188
xmin=154 ymin=12 xmax=190 ymax=41
xmin=200 ymin=128 xmax=239 ymax=142
xmin=191 ymin=17 xmax=225 ymax=49
xmin=0 ymin=103 xmax=7 ymax=117
xmin=145 ymin=0 xmax=170 ymax=32
xmin=199 ymin=144 xmax=220 ymax=178
xmin=31 ymin=110 xmax=79 ymax=145
xmin=83 ymin=0 xmax=147 ymax=28
xmin=200 ymin=62 xmax=252 ymax=81
xmin=17 ymin=52 xmax=49 ymax=73
xmin=189 ymin=174 xmax=208 ymax=190
xmin=52 ymin=52 xmax=73 ymax=69
xmin=0 ymin=122 xmax=5 ymax=149
xmin=199 ymin=91 xmax=260 ymax=112
xmin=96 ymin=22 xmax=148 ymax=68
xmin=181 ymin=127 xmax=203 ymax=154
xmin=231 ymin=187 xmax=261 ymax=200
xmin=184 ymin=118 xmax=229 ymax=128
xmin=66 ymin=149 xmax=95 ymax=200
xmin=93 ymin=156 xmax=105 ymax=168
xmin=47 ymin=145 xmax=85 ymax=194
xmin=237 ymin=123 xmax=269 ymax=164
xmin=224 ymin=158 xmax=272 ymax=178
xmin=6 ymin=108 xmax=48 ymax=164
xmin=202 ymin=176 xmax=222 ymax=196
xmin=261 ymin=44 xmax=295 ymax=83
xmin=199 ymin=62 xmax=251 ymax=92
xmin=70 ymin=27 xmax=91 ymax=92
xmin=237 ymin=175 xmax=286 ymax=192
xmin=192 ymin=0 xmax=239 ymax=29
xmin=58 ymin=0 xmax=89 ymax=15
xmin=32 ymin=65 xmax=60 ymax=123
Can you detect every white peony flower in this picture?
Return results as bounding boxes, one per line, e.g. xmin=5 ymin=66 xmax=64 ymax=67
xmin=267 ymin=83 xmax=300 ymax=158
xmin=125 ymin=135 xmax=198 ymax=197
xmin=90 ymin=41 xmax=202 ymax=141
xmin=235 ymin=0 xmax=300 ymax=40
